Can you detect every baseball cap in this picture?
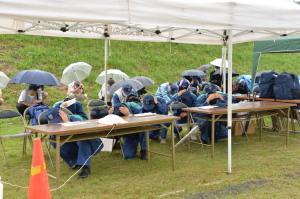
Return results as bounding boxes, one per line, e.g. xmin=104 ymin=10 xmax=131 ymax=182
xmin=44 ymin=108 xmax=61 ymax=124
xmin=171 ymin=84 xmax=178 ymax=91
xmin=122 ymin=84 xmax=133 ymax=95
xmin=181 ymin=91 xmax=192 ymax=101
xmin=113 ymin=103 xmax=126 ymax=116
xmin=204 ymin=84 xmax=218 ymax=94
xmin=143 ymin=95 xmax=155 ymax=111
xmin=189 ymin=87 xmax=197 ymax=92
xmin=180 ymin=79 xmax=190 ymax=89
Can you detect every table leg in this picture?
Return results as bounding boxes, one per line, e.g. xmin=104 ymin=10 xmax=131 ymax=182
xmin=211 ymin=114 xmax=215 ymax=159
xmin=259 ymin=113 xmax=263 ymax=141
xmin=171 ymin=121 xmax=175 ymax=171
xmin=286 ymin=107 xmax=290 ymax=147
xmin=187 ymin=112 xmax=191 ymax=151
xmin=56 ymin=135 xmax=60 ymax=188
xmin=146 ymin=131 xmax=150 ymax=163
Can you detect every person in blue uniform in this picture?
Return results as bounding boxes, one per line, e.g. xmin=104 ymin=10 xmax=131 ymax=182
xmin=155 ymin=83 xmax=178 ymax=105
xmin=176 ymin=78 xmax=191 ymax=91
xmin=197 ymin=84 xmax=236 ymax=144
xmin=112 ymin=84 xmax=137 ymax=106
xmin=170 ymin=89 xmax=200 ymax=137
xmin=45 ymin=108 xmax=103 ymax=178
xmin=53 ymin=98 xmax=88 ymax=120
xmin=141 ymin=94 xmax=169 ymax=144
xmin=108 ymin=102 xmax=147 ymax=160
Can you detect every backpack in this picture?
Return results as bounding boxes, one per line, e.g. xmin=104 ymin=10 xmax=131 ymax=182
xmin=259 ymin=72 xmax=278 ymax=98
xmin=28 ymin=104 xmax=50 ymax=125
xmin=273 ymin=72 xmax=300 ymax=100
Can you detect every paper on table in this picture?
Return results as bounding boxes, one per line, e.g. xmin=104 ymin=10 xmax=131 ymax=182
xmin=198 ymin=106 xmax=219 ymax=109
xmin=133 ymin=113 xmax=156 ymax=117
xmin=60 ymin=122 xmax=90 ymax=126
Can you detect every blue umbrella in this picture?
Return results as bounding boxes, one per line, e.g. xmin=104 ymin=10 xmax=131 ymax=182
xmin=9 ymin=70 xmax=61 ymax=86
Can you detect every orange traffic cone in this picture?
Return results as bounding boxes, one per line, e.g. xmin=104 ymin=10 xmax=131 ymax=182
xmin=28 ymin=138 xmax=52 ymax=199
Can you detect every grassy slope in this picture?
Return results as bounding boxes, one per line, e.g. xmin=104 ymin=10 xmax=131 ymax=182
xmin=1 ymin=35 xmax=300 ymax=198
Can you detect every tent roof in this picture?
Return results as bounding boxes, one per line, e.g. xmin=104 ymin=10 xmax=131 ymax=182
xmin=253 ymin=35 xmax=300 ymax=54
xmin=1 ymin=0 xmax=300 ymax=45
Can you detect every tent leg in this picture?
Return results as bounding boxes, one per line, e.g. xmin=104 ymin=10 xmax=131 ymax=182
xmin=227 ymin=30 xmax=233 ymax=174
xmin=104 ymin=37 xmax=109 ymax=104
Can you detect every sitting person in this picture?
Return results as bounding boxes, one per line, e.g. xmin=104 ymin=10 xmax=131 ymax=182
xmin=170 ymin=89 xmax=200 ymax=138
xmin=108 ymin=103 xmax=147 ymax=160
xmin=45 ymin=108 xmax=103 ymax=178
xmin=53 ymin=98 xmax=88 ymax=120
xmin=197 ymin=84 xmax=237 ymax=144
xmin=0 ymin=88 xmax=3 ymax=106
xmin=111 ymin=84 xmax=137 ymax=106
xmin=233 ymin=75 xmax=251 ymax=94
xmin=98 ymin=78 xmax=115 ymax=106
xmin=155 ymin=82 xmax=178 ymax=105
xmin=16 ymin=85 xmax=42 ymax=115
xmin=176 ymin=78 xmax=191 ymax=91
xmin=141 ymin=95 xmax=169 ymax=144
xmin=67 ymin=81 xmax=87 ymax=102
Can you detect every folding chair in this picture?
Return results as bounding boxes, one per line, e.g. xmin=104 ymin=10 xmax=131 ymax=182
xmin=23 ymin=106 xmax=31 ymax=125
xmin=0 ymin=109 xmax=33 ymax=166
xmin=87 ymin=99 xmax=107 ymax=119
xmin=170 ymin=101 xmax=203 ymax=149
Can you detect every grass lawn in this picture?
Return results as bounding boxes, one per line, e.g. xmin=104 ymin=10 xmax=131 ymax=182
xmin=1 ymin=118 xmax=300 ymax=199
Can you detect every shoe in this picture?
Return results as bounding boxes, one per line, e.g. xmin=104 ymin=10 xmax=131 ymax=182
xmin=71 ymin=164 xmax=81 ymax=170
xmin=160 ymin=138 xmax=167 ymax=144
xmin=174 ymin=133 xmax=179 ymax=139
xmin=201 ymin=139 xmax=208 ymax=145
xmin=190 ymin=134 xmax=197 ymax=141
xmin=78 ymin=166 xmax=91 ymax=178
xmin=140 ymin=150 xmax=148 ymax=160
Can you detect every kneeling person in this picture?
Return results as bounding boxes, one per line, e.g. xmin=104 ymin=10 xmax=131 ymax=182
xmin=45 ymin=108 xmax=103 ymax=178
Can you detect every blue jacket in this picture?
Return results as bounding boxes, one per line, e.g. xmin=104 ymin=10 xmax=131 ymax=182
xmin=170 ymin=93 xmax=199 ymax=116
xmin=141 ymin=97 xmax=168 ymax=115
xmin=123 ymin=102 xmax=142 ymax=114
xmin=155 ymin=83 xmax=177 ymax=104
xmin=112 ymin=90 xmax=138 ymax=105
xmin=53 ymin=101 xmax=88 ymax=120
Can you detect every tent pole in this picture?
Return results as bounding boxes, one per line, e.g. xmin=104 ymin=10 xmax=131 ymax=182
xmin=104 ymin=37 xmax=109 ymax=104
xmin=227 ymin=30 xmax=233 ymax=174
xmin=221 ymin=46 xmax=227 ymax=93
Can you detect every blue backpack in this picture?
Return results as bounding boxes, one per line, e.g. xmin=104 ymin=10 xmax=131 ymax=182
xmin=273 ymin=72 xmax=300 ymax=100
xmin=28 ymin=104 xmax=50 ymax=125
xmin=259 ymin=72 xmax=278 ymax=98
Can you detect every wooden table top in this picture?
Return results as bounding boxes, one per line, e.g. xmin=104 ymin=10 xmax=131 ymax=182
xmin=25 ymin=114 xmax=179 ymax=136
xmin=182 ymin=101 xmax=296 ymax=115
xmin=234 ymin=94 xmax=300 ymax=103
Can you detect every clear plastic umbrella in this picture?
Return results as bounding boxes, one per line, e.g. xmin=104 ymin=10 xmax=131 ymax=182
xmin=61 ymin=62 xmax=92 ymax=85
xmin=0 ymin=71 xmax=10 ymax=89
xmin=95 ymin=69 xmax=129 ymax=85
xmin=210 ymin=58 xmax=228 ymax=68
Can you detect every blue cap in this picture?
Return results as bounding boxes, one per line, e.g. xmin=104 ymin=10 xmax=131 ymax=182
xmin=204 ymin=84 xmax=218 ymax=94
xmin=45 ymin=108 xmax=61 ymax=124
xmin=113 ymin=103 xmax=126 ymax=116
xmin=171 ymin=84 xmax=178 ymax=91
xmin=238 ymin=81 xmax=247 ymax=90
xmin=179 ymin=79 xmax=190 ymax=89
xmin=181 ymin=91 xmax=192 ymax=101
xmin=143 ymin=95 xmax=155 ymax=111
xmin=122 ymin=84 xmax=133 ymax=95
xmin=189 ymin=87 xmax=197 ymax=92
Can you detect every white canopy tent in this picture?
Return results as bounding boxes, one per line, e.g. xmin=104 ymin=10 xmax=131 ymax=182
xmin=1 ymin=0 xmax=300 ymax=173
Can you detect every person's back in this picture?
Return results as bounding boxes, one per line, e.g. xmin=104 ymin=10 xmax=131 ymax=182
xmin=155 ymin=83 xmax=178 ymax=105
xmin=53 ymin=98 xmax=88 ymax=120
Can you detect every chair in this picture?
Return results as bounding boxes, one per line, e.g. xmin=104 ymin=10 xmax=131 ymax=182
xmin=87 ymin=99 xmax=107 ymax=119
xmin=0 ymin=109 xmax=33 ymax=166
xmin=170 ymin=101 xmax=203 ymax=149
xmin=23 ymin=106 xmax=31 ymax=125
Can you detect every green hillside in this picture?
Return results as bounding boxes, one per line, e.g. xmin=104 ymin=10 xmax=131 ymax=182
xmin=1 ymin=34 xmax=300 ymax=108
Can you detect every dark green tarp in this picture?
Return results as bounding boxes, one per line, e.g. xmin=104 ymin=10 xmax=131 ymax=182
xmin=251 ymin=35 xmax=300 ymax=90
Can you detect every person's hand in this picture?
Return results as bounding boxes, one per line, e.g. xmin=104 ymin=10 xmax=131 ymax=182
xmin=33 ymin=99 xmax=39 ymax=104
xmin=239 ymin=79 xmax=245 ymax=83
xmin=178 ymin=89 xmax=186 ymax=97
xmin=179 ymin=112 xmax=188 ymax=118
xmin=153 ymin=96 xmax=159 ymax=104
xmin=59 ymin=110 xmax=68 ymax=123
xmin=60 ymin=102 xmax=68 ymax=108
xmin=108 ymin=107 xmax=114 ymax=114
xmin=206 ymin=93 xmax=224 ymax=103
xmin=120 ymin=107 xmax=131 ymax=116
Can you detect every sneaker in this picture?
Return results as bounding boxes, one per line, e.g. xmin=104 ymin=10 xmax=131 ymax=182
xmin=71 ymin=164 xmax=81 ymax=170
xmin=160 ymin=138 xmax=167 ymax=144
xmin=140 ymin=150 xmax=148 ymax=160
xmin=201 ymin=139 xmax=208 ymax=145
xmin=190 ymin=134 xmax=197 ymax=141
xmin=78 ymin=166 xmax=91 ymax=179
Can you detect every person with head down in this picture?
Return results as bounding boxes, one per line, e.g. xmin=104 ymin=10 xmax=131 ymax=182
xmin=112 ymin=84 xmax=138 ymax=106
xmin=108 ymin=102 xmax=147 ymax=160
xmin=155 ymin=82 xmax=178 ymax=105
xmin=67 ymin=80 xmax=87 ymax=102
xmin=45 ymin=108 xmax=103 ymax=178
xmin=197 ymin=84 xmax=237 ymax=144
xmin=141 ymin=94 xmax=170 ymax=144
